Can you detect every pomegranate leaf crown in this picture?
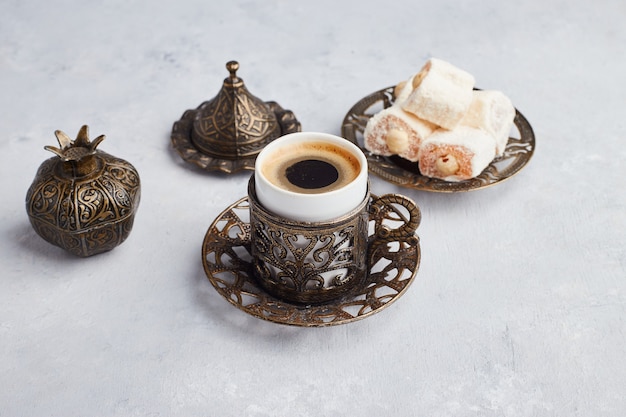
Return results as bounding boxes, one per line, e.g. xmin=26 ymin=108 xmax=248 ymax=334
xmin=45 ymin=125 xmax=106 ymax=161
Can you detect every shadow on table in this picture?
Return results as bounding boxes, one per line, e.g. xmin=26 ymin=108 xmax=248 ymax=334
xmin=9 ymin=221 xmax=78 ymax=263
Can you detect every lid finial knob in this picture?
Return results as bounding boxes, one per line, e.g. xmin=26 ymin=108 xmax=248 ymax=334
xmin=226 ymin=60 xmax=240 ymax=82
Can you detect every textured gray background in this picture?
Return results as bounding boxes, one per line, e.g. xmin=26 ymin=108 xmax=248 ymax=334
xmin=1 ymin=0 xmax=625 ymax=415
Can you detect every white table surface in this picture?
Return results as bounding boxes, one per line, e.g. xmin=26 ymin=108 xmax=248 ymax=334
xmin=2 ymin=0 xmax=625 ymax=416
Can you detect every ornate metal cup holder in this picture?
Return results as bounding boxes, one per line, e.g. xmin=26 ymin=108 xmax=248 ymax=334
xmin=201 ymin=195 xmax=421 ymax=327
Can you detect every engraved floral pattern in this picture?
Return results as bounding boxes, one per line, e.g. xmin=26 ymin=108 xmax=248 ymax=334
xmin=171 ymin=102 xmax=301 ymax=173
xmin=26 ymin=127 xmax=140 ymax=257
xmin=250 ymin=214 xmax=367 ymax=300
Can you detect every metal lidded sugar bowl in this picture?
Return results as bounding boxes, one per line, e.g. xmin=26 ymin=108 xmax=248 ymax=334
xmin=25 ymin=125 xmax=141 ymax=257
xmin=171 ymin=60 xmax=301 ymax=173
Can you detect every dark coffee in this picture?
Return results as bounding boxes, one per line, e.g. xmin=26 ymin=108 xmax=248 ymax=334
xmin=262 ymin=141 xmax=361 ymax=194
xmin=285 ymin=159 xmax=339 ymax=189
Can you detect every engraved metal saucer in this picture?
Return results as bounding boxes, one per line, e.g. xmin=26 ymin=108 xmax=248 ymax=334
xmin=172 ymin=61 xmax=301 ymax=173
xmin=341 ymin=86 xmax=535 ymax=192
xmin=201 ymin=195 xmax=421 ymax=327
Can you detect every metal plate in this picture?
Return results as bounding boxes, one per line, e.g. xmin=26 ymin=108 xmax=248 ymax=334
xmin=201 ymin=196 xmax=421 ymax=327
xmin=341 ymin=86 xmax=536 ymax=192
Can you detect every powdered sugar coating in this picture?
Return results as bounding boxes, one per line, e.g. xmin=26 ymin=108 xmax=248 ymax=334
xmin=461 ymin=90 xmax=515 ymax=156
xmin=418 ymin=126 xmax=496 ymax=181
xmin=393 ymin=74 xmax=416 ymax=104
xmin=402 ymin=58 xmax=475 ymax=130
xmin=364 ymin=106 xmax=435 ymax=162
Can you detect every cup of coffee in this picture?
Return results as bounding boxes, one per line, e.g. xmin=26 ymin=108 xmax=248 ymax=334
xmin=254 ymin=132 xmax=368 ymax=222
xmin=249 ymin=132 xmax=420 ymax=304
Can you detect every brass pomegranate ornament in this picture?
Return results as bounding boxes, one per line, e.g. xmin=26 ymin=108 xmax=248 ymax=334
xmin=26 ymin=125 xmax=141 ymax=257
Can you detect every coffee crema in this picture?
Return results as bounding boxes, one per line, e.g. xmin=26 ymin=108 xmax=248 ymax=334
xmin=261 ymin=141 xmax=361 ymax=194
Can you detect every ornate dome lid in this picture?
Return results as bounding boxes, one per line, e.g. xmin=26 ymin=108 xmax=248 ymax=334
xmin=171 ymin=61 xmax=301 ymax=173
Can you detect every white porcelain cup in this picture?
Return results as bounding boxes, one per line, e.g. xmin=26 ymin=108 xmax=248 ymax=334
xmin=253 ymin=132 xmax=368 ymax=222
